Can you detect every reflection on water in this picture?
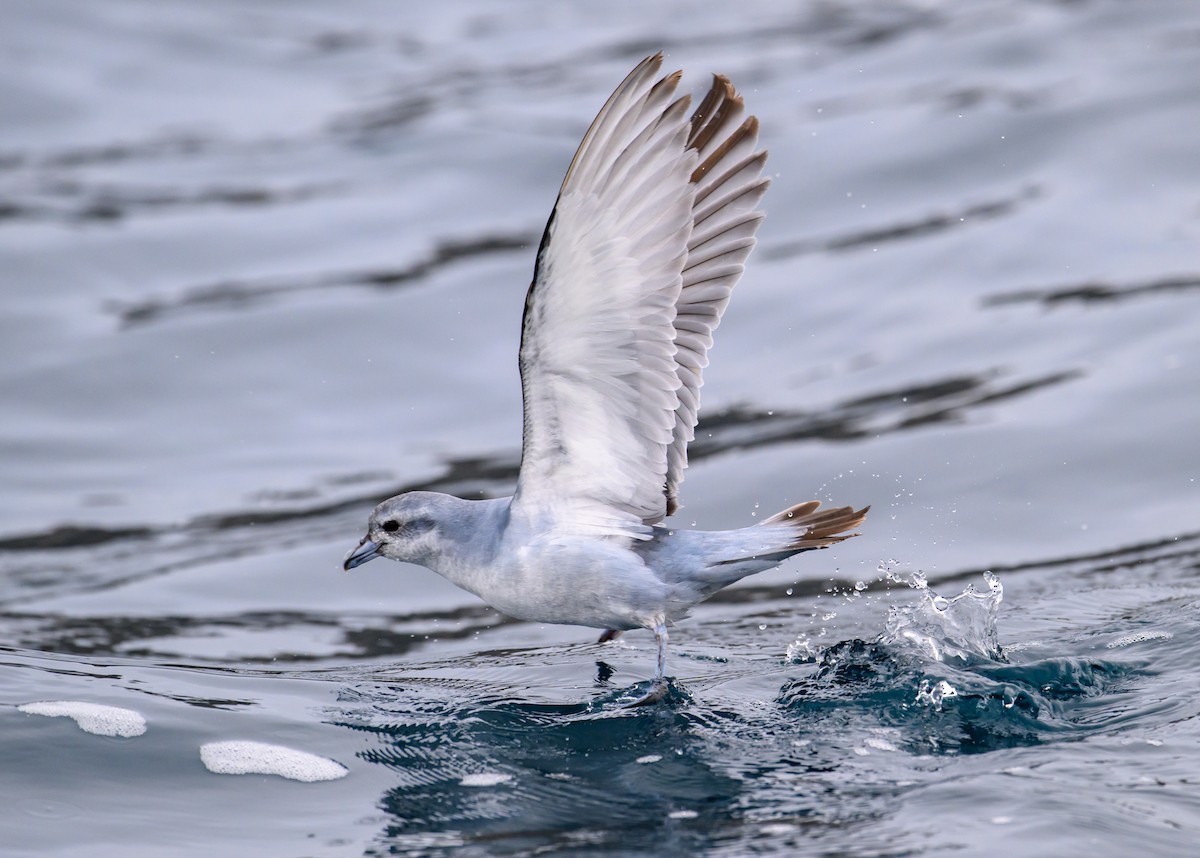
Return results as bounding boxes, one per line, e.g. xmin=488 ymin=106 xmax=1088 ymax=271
xmin=763 ymin=185 xmax=1041 ymax=260
xmin=985 ymin=273 xmax=1200 ymax=309
xmin=0 ymin=365 xmax=1079 ymax=559
xmin=110 ymin=233 xmax=535 ymax=327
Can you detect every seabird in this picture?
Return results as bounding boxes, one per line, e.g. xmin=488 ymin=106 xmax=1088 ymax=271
xmin=344 ymin=54 xmax=868 ymax=702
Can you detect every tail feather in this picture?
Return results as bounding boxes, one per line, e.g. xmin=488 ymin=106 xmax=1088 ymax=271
xmin=762 ymin=500 xmax=870 ymax=551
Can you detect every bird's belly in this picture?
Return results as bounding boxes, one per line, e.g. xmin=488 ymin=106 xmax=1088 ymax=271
xmin=479 ymin=541 xmax=674 ymax=630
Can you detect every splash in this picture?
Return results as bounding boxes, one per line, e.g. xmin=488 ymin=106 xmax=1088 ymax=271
xmin=785 ymin=633 xmax=819 ymax=663
xmin=781 ymin=563 xmax=1141 ymax=756
xmin=882 ymin=569 xmax=1004 ymax=664
xmin=914 ymin=679 xmax=959 ymax=708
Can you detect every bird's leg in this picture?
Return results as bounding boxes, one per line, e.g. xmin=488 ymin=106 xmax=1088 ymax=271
xmin=652 ymin=622 xmax=668 ymax=683
xmin=624 ymin=621 xmax=670 ymax=707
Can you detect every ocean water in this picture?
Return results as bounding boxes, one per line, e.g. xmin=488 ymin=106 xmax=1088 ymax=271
xmin=2 ymin=1 xmax=1198 ymax=855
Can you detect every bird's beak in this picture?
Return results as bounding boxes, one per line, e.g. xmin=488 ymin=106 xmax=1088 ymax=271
xmin=343 ymin=536 xmax=380 ymax=570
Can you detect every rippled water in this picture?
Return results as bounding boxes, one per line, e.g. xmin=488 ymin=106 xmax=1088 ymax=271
xmin=2 ymin=1 xmax=1199 ymax=855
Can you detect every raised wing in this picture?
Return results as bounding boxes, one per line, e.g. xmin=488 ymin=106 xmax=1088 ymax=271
xmin=512 ymin=54 xmax=768 ymax=535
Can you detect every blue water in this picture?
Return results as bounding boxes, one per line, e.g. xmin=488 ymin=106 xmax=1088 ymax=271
xmin=2 ymin=1 xmax=1199 ymax=855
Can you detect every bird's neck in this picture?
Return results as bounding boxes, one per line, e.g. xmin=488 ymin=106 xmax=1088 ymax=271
xmin=420 ymin=496 xmax=510 ymax=587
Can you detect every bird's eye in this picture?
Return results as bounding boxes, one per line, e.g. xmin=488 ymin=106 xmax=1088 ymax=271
xmin=382 ymin=520 xmax=400 ymax=533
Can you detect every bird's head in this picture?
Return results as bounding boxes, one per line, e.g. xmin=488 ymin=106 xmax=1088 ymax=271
xmin=343 ymin=491 xmax=447 ymax=570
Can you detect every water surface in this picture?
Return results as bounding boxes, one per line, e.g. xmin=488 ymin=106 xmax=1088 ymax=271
xmin=2 ymin=1 xmax=1199 ymax=855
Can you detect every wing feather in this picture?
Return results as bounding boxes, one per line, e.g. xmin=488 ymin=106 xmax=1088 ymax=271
xmin=513 ymin=55 xmax=769 ymax=532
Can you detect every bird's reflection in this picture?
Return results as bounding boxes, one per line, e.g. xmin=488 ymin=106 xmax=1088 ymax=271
xmin=594 ymin=660 xmax=616 ymax=686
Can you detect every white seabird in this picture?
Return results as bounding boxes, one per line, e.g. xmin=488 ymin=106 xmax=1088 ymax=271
xmin=344 ymin=54 xmax=868 ymax=701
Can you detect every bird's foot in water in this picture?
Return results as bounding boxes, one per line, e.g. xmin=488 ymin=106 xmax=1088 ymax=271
xmin=621 ymin=677 xmax=671 ymax=708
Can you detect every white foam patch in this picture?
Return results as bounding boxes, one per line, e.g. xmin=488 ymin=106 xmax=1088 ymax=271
xmin=200 ymin=741 xmax=348 ymax=782
xmin=636 ymin=754 xmax=662 ymax=764
xmin=459 ymin=772 xmax=513 ymax=787
xmin=19 ymin=701 xmax=147 ymax=737
xmin=1107 ymin=630 xmax=1173 ymax=648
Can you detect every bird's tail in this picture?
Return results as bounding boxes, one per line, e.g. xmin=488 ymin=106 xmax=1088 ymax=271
xmin=603 ymin=501 xmax=869 ymax=643
xmin=695 ymin=500 xmax=869 ymax=592
xmin=759 ymin=500 xmax=869 ymax=552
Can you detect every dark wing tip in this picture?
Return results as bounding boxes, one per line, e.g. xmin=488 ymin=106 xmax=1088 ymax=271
xmin=691 ymin=115 xmax=760 ymax=185
xmin=686 ymin=74 xmax=743 ymax=153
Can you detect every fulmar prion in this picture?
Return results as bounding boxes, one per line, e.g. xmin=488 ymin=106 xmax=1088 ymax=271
xmin=345 ymin=54 xmax=868 ymax=702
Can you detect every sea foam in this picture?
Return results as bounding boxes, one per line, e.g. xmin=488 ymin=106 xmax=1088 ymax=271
xmin=18 ymin=701 xmax=147 ymax=737
xmin=200 ymin=740 xmax=348 ymax=782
